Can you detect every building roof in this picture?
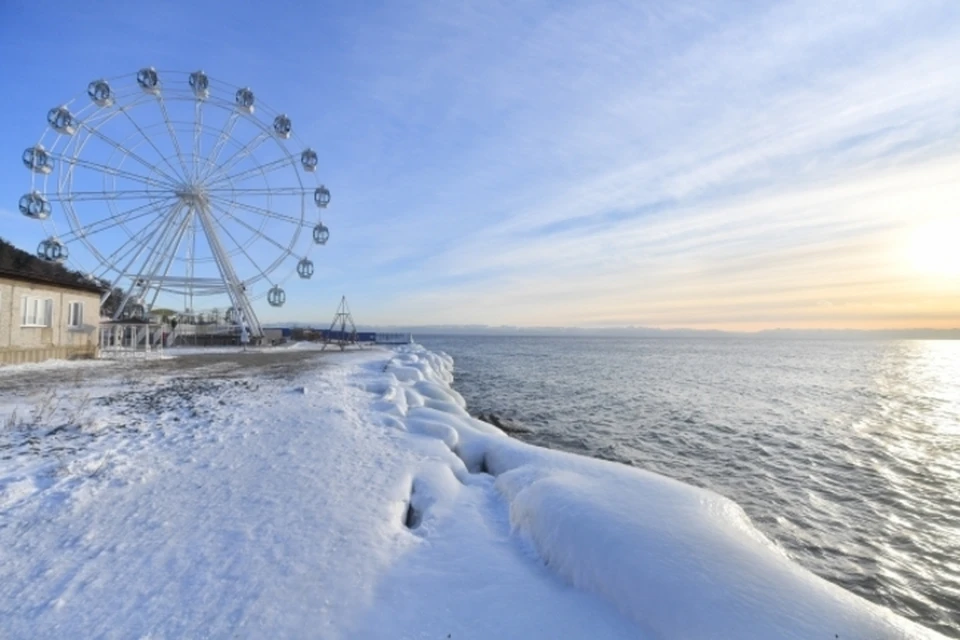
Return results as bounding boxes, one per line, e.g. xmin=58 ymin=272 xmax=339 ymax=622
xmin=0 ymin=237 xmax=105 ymax=294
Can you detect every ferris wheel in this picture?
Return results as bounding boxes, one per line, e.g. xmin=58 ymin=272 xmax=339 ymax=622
xmin=18 ymin=67 xmax=333 ymax=337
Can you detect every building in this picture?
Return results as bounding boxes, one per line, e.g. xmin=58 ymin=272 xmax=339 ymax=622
xmin=262 ymin=327 xmax=292 ymax=345
xmin=0 ymin=238 xmax=104 ymax=365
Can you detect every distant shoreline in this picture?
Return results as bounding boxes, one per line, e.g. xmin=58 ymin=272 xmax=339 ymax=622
xmin=262 ymin=323 xmax=960 ymax=341
xmin=362 ymin=329 xmax=960 ymax=340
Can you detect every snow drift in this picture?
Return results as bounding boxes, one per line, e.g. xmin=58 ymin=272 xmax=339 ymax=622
xmin=375 ymin=345 xmax=943 ymax=640
xmin=0 ymin=345 xmax=945 ymax=639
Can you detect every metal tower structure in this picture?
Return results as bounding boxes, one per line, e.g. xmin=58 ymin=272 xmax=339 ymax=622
xmin=322 ymin=296 xmax=359 ymax=351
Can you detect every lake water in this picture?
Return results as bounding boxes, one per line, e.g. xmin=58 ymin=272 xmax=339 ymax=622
xmin=416 ymin=335 xmax=960 ymax=637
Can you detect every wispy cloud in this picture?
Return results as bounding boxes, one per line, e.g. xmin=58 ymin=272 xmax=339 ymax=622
xmin=1 ymin=1 xmax=958 ymax=328
xmin=328 ymin=1 xmax=960 ymax=328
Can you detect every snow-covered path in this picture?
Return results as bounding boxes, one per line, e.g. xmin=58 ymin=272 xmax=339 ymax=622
xmin=0 ymin=350 xmax=636 ymax=638
xmin=0 ymin=346 xmax=946 ymax=639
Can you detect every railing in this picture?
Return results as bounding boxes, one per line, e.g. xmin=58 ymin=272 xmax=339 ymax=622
xmin=99 ymin=323 xmax=164 ymax=359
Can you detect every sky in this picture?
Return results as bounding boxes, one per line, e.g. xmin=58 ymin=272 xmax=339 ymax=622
xmin=1 ymin=0 xmax=959 ymax=331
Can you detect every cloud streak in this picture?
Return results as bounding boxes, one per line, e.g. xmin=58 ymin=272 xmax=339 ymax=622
xmin=1 ymin=1 xmax=958 ymax=329
xmin=330 ymin=1 xmax=960 ymax=329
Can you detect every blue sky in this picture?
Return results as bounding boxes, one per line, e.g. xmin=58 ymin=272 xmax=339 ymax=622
xmin=2 ymin=0 xmax=959 ymax=329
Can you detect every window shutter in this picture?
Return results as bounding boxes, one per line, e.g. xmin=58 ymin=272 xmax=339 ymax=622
xmin=44 ymin=299 xmax=54 ymax=327
xmin=21 ymin=296 xmax=28 ymax=325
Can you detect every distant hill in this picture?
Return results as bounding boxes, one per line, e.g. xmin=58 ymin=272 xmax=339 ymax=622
xmin=262 ymin=321 xmax=960 ymax=340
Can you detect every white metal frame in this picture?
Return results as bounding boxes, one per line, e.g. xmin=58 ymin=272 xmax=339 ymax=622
xmin=20 ymin=69 xmax=333 ymax=338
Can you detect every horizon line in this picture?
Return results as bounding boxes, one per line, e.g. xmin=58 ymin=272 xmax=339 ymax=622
xmin=266 ymin=323 xmax=960 ymax=338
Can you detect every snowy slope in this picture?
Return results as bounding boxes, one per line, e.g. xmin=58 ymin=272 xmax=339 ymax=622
xmin=0 ymin=346 xmax=946 ymax=639
xmin=372 ymin=346 xmax=945 ymax=640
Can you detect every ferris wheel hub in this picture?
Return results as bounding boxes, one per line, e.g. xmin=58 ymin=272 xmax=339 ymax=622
xmin=174 ymin=184 xmax=209 ymax=209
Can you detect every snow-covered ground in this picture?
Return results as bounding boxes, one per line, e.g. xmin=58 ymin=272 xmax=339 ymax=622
xmin=0 ymin=345 xmax=945 ymax=639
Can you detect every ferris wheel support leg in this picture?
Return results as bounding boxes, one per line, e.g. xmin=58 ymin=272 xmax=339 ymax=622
xmin=92 ymin=205 xmax=174 ymax=312
xmin=195 ymin=203 xmax=264 ymax=338
xmin=184 ymin=211 xmax=199 ymax=314
xmin=143 ymin=209 xmax=195 ymax=311
xmin=91 ymin=202 xmax=177 ymax=288
xmin=111 ymin=201 xmax=186 ymax=319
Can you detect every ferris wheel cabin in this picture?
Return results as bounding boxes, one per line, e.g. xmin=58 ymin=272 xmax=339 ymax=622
xmin=46 ymin=106 xmax=76 ymax=135
xmin=22 ymin=145 xmax=53 ymax=174
xmin=87 ymin=79 xmax=113 ymax=107
xmin=136 ymin=67 xmax=160 ymax=94
xmin=235 ymin=87 xmax=255 ymax=114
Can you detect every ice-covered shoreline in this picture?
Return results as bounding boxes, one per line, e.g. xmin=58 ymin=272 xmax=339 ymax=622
xmin=381 ymin=346 xmax=943 ymax=640
xmin=0 ymin=345 xmax=945 ymax=638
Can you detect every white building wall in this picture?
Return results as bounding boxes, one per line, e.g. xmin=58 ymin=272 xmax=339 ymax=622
xmin=0 ymin=276 xmax=100 ymax=364
xmin=0 ymin=280 xmax=11 ymax=349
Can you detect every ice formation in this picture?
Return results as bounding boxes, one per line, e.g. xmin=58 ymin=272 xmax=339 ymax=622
xmin=0 ymin=344 xmax=945 ymax=639
xmin=374 ymin=345 xmax=943 ymax=640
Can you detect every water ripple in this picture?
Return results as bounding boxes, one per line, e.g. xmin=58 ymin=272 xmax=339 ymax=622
xmin=420 ymin=336 xmax=960 ymax=638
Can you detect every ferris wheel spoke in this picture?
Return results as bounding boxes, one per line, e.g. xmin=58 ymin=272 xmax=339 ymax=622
xmin=192 ymin=100 xmax=203 ymax=183
xmin=78 ymin=120 xmax=181 ymax=185
xmin=110 ymin=202 xmax=182 ymax=276
xmin=204 ymin=205 xmax=275 ymax=285
xmin=206 ymin=194 xmax=310 ymax=227
xmin=104 ymin=220 xmax=170 ymax=284
xmin=207 ymin=200 xmax=298 ymax=256
xmin=202 ymin=130 xmax=271 ymax=183
xmin=47 ymin=190 xmax=168 ymax=202
xmin=59 ymin=197 xmax=177 ymax=242
xmin=200 ymin=111 xmax=240 ymax=182
xmin=142 ymin=209 xmax=193 ymax=308
xmin=96 ymin=200 xmax=183 ymax=292
xmin=206 ymin=156 xmax=297 ymax=188
xmin=92 ymin=204 xmax=172 ymax=271
xmin=148 ymin=228 xmax=189 ymax=309
xmin=206 ymin=186 xmax=311 ymax=197
xmin=207 ymin=189 xmax=310 ymax=198
xmin=93 ymin=236 xmax=152 ymax=287
xmin=95 ymin=222 xmax=161 ymax=280
xmin=50 ymin=153 xmax=177 ymax=191
xmin=116 ymin=105 xmax=186 ymax=183
xmin=115 ymin=204 xmax=188 ymax=315
xmin=156 ymin=96 xmax=193 ymax=180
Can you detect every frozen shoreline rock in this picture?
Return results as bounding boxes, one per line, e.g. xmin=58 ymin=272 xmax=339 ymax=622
xmin=374 ymin=344 xmax=944 ymax=640
xmin=0 ymin=345 xmax=945 ymax=639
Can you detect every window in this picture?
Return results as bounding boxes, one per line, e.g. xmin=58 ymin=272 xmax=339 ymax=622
xmin=68 ymin=302 xmax=84 ymax=328
xmin=20 ymin=296 xmax=53 ymax=327
xmin=20 ymin=296 xmax=36 ymax=325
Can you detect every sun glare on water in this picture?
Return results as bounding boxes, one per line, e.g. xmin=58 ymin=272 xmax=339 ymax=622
xmin=906 ymin=217 xmax=960 ymax=278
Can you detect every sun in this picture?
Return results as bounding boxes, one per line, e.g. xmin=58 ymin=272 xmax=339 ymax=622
xmin=906 ymin=217 xmax=960 ymax=278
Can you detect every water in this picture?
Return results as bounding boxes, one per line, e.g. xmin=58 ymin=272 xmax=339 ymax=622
xmin=416 ymin=335 xmax=960 ymax=637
